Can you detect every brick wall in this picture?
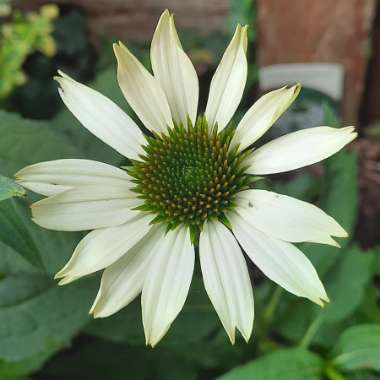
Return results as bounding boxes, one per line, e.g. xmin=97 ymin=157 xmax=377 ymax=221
xmin=13 ymin=0 xmax=230 ymax=42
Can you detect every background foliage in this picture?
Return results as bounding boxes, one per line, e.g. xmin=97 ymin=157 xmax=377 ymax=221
xmin=0 ymin=2 xmax=379 ymax=380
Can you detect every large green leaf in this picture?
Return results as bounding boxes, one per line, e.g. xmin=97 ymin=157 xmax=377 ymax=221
xmin=321 ymin=246 xmax=374 ymax=323
xmin=0 ymin=274 xmax=96 ymax=362
xmin=0 ymin=110 xmax=97 ymax=376
xmin=0 ymin=110 xmax=90 ymax=271
xmin=217 ymin=348 xmax=323 ymax=380
xmin=0 ymin=176 xmax=25 ymax=202
xmin=0 ymin=199 xmax=80 ymax=274
xmin=0 ymin=111 xmax=83 ymax=178
xmin=0 ymin=350 xmax=52 ymax=380
xmin=332 ymin=324 xmax=380 ymax=372
xmin=0 ymin=242 xmax=37 ymax=276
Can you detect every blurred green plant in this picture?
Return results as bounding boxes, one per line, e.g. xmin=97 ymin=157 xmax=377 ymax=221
xmin=6 ymin=9 xmax=96 ymax=119
xmin=0 ymin=176 xmax=25 ymax=202
xmin=0 ymin=3 xmax=58 ymax=99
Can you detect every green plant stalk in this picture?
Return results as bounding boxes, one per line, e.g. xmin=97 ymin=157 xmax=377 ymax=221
xmin=299 ymin=314 xmax=325 ymax=349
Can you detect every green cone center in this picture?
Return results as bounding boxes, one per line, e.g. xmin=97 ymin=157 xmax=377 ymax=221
xmin=129 ymin=117 xmax=251 ymax=230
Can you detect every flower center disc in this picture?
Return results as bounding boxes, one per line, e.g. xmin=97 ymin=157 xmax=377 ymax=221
xmin=129 ymin=117 xmax=251 ymax=230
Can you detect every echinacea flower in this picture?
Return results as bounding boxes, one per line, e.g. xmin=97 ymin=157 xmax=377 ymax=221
xmin=15 ymin=10 xmax=357 ymax=347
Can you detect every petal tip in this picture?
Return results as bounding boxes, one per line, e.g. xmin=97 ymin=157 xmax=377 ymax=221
xmin=226 ymin=329 xmax=236 ymax=345
xmin=57 ymin=277 xmax=68 ymax=286
xmin=241 ymin=329 xmax=252 ymax=343
xmin=113 ymin=42 xmax=120 ymax=55
xmin=161 ymin=8 xmax=171 ymax=18
xmin=292 ymin=82 xmax=302 ymax=96
xmin=56 ymin=69 xmax=67 ymax=78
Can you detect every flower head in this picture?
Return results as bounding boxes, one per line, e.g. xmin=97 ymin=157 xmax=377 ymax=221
xmin=15 ymin=10 xmax=357 ymax=347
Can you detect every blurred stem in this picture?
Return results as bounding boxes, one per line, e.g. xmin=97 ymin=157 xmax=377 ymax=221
xmin=324 ymin=365 xmax=345 ymax=380
xmin=299 ymin=314 xmax=324 ymax=349
xmin=263 ymin=286 xmax=283 ymax=324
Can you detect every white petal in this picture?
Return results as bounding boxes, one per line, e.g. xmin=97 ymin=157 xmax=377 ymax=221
xmin=31 ymin=184 xmax=140 ymax=231
xmin=55 ymin=213 xmax=153 ymax=281
xmin=199 ymin=221 xmax=254 ymax=343
xmin=232 ymin=84 xmax=301 ymax=152
xmin=205 ymin=24 xmax=248 ymax=131
xmin=142 ymin=227 xmax=194 ymax=347
xmin=16 ymin=159 xmax=132 ymax=196
xmin=114 ymin=42 xmax=173 ymax=134
xmin=151 ymin=10 xmax=199 ymax=126
xmin=55 ymin=71 xmax=145 ymax=160
xmin=90 ymin=225 xmax=164 ymax=318
xmin=235 ymin=190 xmax=347 ymax=246
xmin=231 ymin=212 xmax=328 ymax=306
xmin=16 ymin=181 xmax=71 ymax=197
xmin=247 ymin=126 xmax=357 ymax=175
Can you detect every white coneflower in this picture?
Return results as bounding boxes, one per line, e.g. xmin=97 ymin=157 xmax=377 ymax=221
xmin=15 ymin=10 xmax=356 ymax=346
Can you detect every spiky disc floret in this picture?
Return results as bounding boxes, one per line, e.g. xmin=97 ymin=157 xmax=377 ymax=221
xmin=128 ymin=116 xmax=252 ymax=232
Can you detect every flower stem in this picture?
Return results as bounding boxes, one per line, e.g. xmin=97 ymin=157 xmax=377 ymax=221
xmin=324 ymin=365 xmax=345 ymax=380
xmin=263 ymin=286 xmax=283 ymax=324
xmin=299 ymin=314 xmax=324 ymax=349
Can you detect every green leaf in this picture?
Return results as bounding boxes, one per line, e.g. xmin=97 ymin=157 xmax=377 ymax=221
xmin=0 ymin=176 xmax=25 ymax=202
xmin=321 ymin=246 xmax=374 ymax=323
xmin=0 ymin=109 xmax=97 ymax=375
xmin=217 ymin=348 xmax=323 ymax=380
xmin=0 ymin=199 xmax=79 ymax=274
xmin=0 ymin=274 xmax=96 ymax=363
xmin=0 ymin=350 xmax=52 ymax=380
xmin=0 ymin=110 xmax=83 ymax=178
xmin=332 ymin=324 xmax=380 ymax=372
xmin=275 ymin=245 xmax=375 ymax=346
xmin=0 ymin=242 xmax=37 ymax=276
xmin=273 ymin=173 xmax=321 ymax=202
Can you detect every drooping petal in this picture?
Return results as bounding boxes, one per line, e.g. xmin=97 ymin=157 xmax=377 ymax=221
xmin=230 ymin=212 xmax=328 ymax=306
xmin=231 ymin=84 xmax=301 ymax=152
xmin=55 ymin=71 xmax=145 ymax=160
xmin=151 ymin=10 xmax=199 ymax=126
xmin=246 ymin=126 xmax=357 ymax=175
xmin=16 ymin=159 xmax=133 ymax=196
xmin=90 ymin=225 xmax=164 ymax=318
xmin=31 ymin=184 xmax=140 ymax=231
xmin=142 ymin=227 xmax=194 ymax=347
xmin=114 ymin=42 xmax=173 ymax=134
xmin=55 ymin=213 xmax=153 ymax=283
xmin=199 ymin=221 xmax=254 ymax=343
xmin=235 ymin=190 xmax=347 ymax=246
xmin=205 ymin=24 xmax=248 ymax=131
